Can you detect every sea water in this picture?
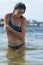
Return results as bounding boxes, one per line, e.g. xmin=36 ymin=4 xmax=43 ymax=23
xmin=0 ymin=26 xmax=43 ymax=65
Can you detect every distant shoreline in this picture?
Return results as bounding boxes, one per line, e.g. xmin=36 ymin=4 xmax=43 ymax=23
xmin=0 ymin=21 xmax=4 ymax=26
xmin=0 ymin=21 xmax=43 ymax=27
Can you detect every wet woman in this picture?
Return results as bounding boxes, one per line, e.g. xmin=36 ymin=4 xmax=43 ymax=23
xmin=4 ymin=2 xmax=26 ymax=51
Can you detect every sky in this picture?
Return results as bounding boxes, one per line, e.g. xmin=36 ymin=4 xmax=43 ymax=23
xmin=0 ymin=0 xmax=43 ymax=21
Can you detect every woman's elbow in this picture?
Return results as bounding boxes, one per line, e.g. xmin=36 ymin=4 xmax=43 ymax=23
xmin=4 ymin=25 xmax=8 ymax=31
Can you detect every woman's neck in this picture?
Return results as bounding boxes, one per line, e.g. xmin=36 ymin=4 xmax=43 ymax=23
xmin=12 ymin=13 xmax=19 ymax=19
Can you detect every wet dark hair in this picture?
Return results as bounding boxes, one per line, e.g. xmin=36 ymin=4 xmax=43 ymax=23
xmin=14 ymin=2 xmax=26 ymax=12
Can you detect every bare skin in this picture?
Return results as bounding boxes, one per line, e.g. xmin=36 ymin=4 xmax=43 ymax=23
xmin=4 ymin=9 xmax=26 ymax=50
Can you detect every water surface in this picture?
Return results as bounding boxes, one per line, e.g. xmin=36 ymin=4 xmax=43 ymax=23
xmin=0 ymin=26 xmax=43 ymax=65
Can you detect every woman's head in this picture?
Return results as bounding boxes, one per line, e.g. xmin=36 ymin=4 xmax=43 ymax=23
xmin=13 ymin=2 xmax=26 ymax=18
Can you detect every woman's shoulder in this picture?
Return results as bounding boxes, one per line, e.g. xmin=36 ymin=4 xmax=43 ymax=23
xmin=21 ymin=16 xmax=26 ymax=22
xmin=5 ymin=13 xmax=12 ymax=18
xmin=4 ymin=13 xmax=12 ymax=23
xmin=21 ymin=16 xmax=26 ymax=19
xmin=23 ymin=16 xmax=26 ymax=20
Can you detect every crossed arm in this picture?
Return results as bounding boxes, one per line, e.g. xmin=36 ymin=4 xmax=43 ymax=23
xmin=4 ymin=14 xmax=26 ymax=41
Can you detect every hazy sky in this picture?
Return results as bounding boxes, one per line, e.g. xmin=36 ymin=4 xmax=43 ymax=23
xmin=0 ymin=0 xmax=43 ymax=21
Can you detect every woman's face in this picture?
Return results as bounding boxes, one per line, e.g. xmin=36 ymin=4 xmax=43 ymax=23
xmin=13 ymin=9 xmax=25 ymax=18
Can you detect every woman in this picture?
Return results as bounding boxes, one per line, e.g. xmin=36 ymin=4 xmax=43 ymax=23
xmin=4 ymin=2 xmax=26 ymax=51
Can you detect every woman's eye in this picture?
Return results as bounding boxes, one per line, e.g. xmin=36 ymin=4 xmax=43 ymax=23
xmin=18 ymin=11 xmax=24 ymax=14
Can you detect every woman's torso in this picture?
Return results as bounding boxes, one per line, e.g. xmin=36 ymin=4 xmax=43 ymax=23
xmin=7 ymin=13 xmax=25 ymax=46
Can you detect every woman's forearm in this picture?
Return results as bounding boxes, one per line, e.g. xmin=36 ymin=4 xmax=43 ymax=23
xmin=12 ymin=28 xmax=25 ymax=40
xmin=6 ymin=25 xmax=25 ymax=41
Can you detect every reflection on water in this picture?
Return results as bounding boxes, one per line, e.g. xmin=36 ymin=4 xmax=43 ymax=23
xmin=0 ymin=26 xmax=43 ymax=65
xmin=6 ymin=48 xmax=25 ymax=65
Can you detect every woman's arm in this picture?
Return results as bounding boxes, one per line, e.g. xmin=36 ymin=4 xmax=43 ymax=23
xmin=8 ymin=18 xmax=26 ymax=41
xmin=4 ymin=14 xmax=10 ymax=31
xmin=4 ymin=14 xmax=26 ymax=41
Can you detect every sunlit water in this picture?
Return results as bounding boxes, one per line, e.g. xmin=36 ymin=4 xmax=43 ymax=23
xmin=0 ymin=26 xmax=43 ymax=65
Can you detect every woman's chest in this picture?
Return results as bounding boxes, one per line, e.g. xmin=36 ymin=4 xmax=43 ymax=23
xmin=11 ymin=18 xmax=22 ymax=27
